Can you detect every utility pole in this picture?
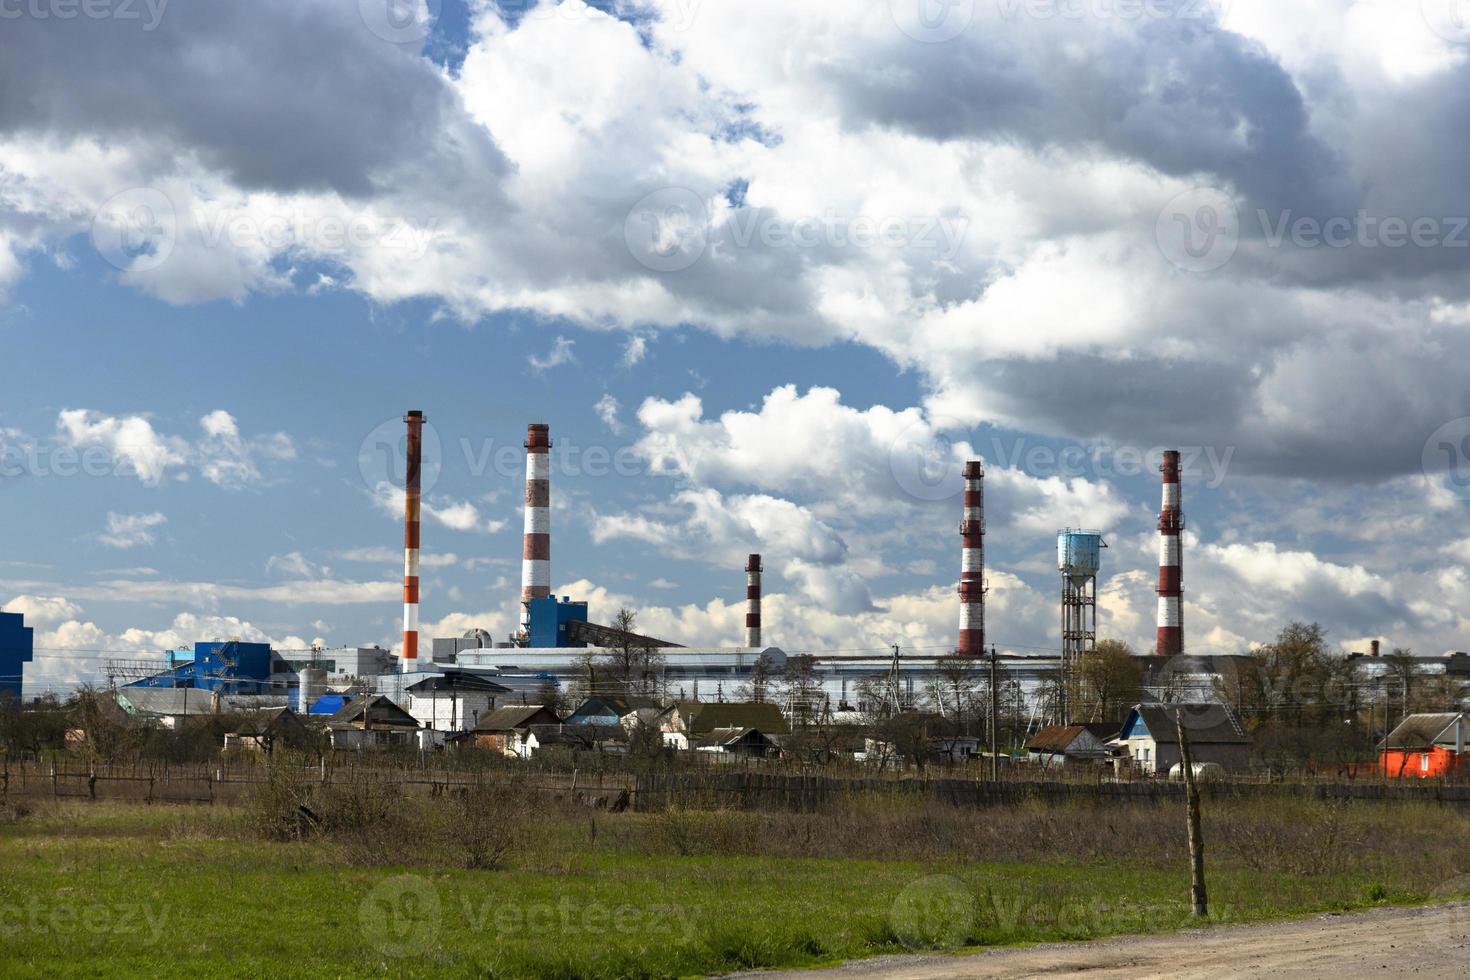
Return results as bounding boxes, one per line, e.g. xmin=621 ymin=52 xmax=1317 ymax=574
xmin=1176 ymin=708 xmax=1208 ymax=917
xmin=989 ymin=644 xmax=1000 ymax=782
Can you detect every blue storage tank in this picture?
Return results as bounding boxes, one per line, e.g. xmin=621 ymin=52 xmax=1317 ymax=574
xmin=1057 ymin=530 xmax=1104 ymax=581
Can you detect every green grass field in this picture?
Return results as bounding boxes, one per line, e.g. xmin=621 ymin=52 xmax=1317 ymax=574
xmin=2 ymin=798 xmax=1466 ymax=979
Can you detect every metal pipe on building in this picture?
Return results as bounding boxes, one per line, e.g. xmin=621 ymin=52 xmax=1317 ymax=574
xmin=402 ymin=410 xmax=425 ymax=673
xmin=520 ymin=423 xmax=552 ymax=639
xmin=957 ymin=460 xmax=986 ymax=655
xmin=745 ymin=554 xmax=762 ymax=648
xmin=1156 ymin=449 xmax=1184 ymax=657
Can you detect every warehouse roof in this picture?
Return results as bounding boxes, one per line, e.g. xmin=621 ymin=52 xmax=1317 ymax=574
xmin=405 ymin=673 xmax=511 ymax=695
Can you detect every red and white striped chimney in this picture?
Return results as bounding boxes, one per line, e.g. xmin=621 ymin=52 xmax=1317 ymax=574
xmin=520 ymin=423 xmax=552 ymax=639
xmin=402 ymin=410 xmax=424 ymax=672
xmin=1156 ymin=449 xmax=1184 ymax=657
xmin=745 ymin=554 xmax=762 ymax=648
xmin=957 ymin=460 xmax=985 ymax=655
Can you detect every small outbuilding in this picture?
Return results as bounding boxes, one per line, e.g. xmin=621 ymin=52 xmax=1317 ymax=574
xmin=1380 ymin=713 xmax=1469 ymax=778
xmin=1025 ymin=723 xmax=1117 ymax=768
xmin=471 ymin=704 xmax=563 ymax=757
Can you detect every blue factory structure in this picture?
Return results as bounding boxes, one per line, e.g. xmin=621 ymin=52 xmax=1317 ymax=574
xmin=0 ymin=611 xmax=33 ymax=699
xmin=128 ymin=640 xmax=275 ymax=694
xmin=527 ymin=596 xmax=589 ymax=648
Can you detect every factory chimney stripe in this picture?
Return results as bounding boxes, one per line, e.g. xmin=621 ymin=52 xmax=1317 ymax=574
xmin=745 ymin=554 xmax=762 ymax=648
xmin=957 ymin=460 xmax=986 ymax=655
xmin=402 ymin=410 xmax=424 ymax=672
xmin=520 ymin=423 xmax=552 ymax=637
xmin=1156 ymin=449 xmax=1184 ymax=657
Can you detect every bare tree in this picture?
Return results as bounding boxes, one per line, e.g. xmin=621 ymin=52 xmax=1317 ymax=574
xmin=925 ymin=656 xmax=982 ymax=734
xmin=597 ymin=607 xmax=665 ymax=700
xmin=1072 ymin=640 xmax=1142 ymax=723
xmin=737 ymin=653 xmax=776 ymax=703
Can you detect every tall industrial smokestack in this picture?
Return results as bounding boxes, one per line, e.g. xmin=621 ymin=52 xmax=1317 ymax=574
xmin=957 ymin=460 xmax=986 ymax=655
xmin=402 ymin=410 xmax=425 ymax=672
xmin=745 ymin=554 xmax=762 ymax=648
xmin=1156 ymin=449 xmax=1184 ymax=658
xmin=520 ymin=423 xmax=552 ymax=639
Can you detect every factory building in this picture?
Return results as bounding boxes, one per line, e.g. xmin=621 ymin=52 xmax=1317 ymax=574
xmin=0 ymin=611 xmax=33 ymax=699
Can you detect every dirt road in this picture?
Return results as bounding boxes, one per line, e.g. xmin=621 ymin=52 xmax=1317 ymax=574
xmin=726 ymin=902 xmax=1470 ymax=979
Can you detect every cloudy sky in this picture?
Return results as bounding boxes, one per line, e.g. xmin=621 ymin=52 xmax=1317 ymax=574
xmin=4 ymin=0 xmax=1470 ymax=696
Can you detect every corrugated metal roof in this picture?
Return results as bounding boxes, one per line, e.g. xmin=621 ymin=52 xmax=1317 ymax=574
xmin=1383 ymin=713 xmax=1466 ymax=750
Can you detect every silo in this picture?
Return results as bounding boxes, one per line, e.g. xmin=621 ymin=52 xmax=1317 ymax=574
xmin=297 ymin=667 xmax=327 ymax=714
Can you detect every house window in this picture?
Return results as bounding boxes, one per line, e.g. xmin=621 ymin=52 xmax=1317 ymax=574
xmin=1422 ymin=754 xmax=1430 ymax=773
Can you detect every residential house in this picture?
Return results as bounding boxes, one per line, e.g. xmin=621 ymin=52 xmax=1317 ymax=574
xmin=1117 ymin=703 xmax=1250 ymax=775
xmin=523 ymin=723 xmax=629 ymax=757
xmin=661 ymin=701 xmax=789 ymax=750
xmin=404 ymin=672 xmax=510 ymax=734
xmin=1025 ymin=723 xmax=1118 ymax=768
xmin=223 ymin=707 xmax=312 ymax=754
xmin=1380 ymin=712 xmax=1470 ymax=778
xmin=564 ymin=695 xmax=661 ymax=728
xmin=470 ymin=704 xmax=562 ymax=757
xmin=694 ymin=726 xmax=780 ymax=759
xmin=326 ymin=695 xmax=420 ymax=750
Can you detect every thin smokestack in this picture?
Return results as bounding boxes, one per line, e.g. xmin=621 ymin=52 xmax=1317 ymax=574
xmin=957 ymin=460 xmax=985 ymax=655
xmin=1157 ymin=449 xmax=1184 ymax=657
xmin=1371 ymin=639 xmax=1380 ymax=658
xmin=745 ymin=554 xmax=762 ymax=648
xmin=520 ymin=423 xmax=551 ymax=638
xmin=402 ymin=410 xmax=424 ymax=672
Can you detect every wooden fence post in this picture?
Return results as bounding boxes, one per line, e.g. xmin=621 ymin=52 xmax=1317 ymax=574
xmin=50 ymin=763 xmax=58 ymax=799
xmin=88 ymin=769 xmax=97 ymax=800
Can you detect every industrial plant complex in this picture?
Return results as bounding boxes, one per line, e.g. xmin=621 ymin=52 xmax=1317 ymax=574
xmin=6 ymin=412 xmax=1466 ymax=778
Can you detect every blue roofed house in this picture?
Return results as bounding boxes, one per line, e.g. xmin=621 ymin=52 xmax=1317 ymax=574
xmin=0 ymin=612 xmax=34 ymax=700
xmin=1118 ymin=703 xmax=1250 ymax=775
